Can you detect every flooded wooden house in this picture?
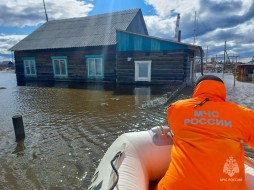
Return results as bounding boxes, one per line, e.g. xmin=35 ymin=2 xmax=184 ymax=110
xmin=116 ymin=30 xmax=201 ymax=84
xmin=237 ymin=64 xmax=254 ymax=82
xmin=10 ymin=8 xmax=202 ymax=85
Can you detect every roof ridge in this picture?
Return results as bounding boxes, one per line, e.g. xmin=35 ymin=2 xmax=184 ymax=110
xmin=48 ymin=8 xmax=140 ymax=23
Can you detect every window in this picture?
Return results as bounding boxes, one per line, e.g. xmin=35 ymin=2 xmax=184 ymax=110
xmin=23 ymin=58 xmax=37 ymax=77
xmin=135 ymin=61 xmax=151 ymax=82
xmin=86 ymin=55 xmax=104 ymax=78
xmin=51 ymin=56 xmax=68 ymax=78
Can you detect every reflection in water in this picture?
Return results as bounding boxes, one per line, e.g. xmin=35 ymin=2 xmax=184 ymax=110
xmin=134 ymin=87 xmax=151 ymax=105
xmin=0 ymin=71 xmax=253 ymax=190
xmin=12 ymin=139 xmax=26 ymax=156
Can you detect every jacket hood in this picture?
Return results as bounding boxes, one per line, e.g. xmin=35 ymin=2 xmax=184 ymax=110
xmin=192 ymin=80 xmax=226 ymax=101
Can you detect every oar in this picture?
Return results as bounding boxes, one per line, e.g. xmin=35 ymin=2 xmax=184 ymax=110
xmin=245 ymin=156 xmax=254 ymax=168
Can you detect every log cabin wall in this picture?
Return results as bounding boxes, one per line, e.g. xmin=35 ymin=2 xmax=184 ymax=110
xmin=116 ymin=30 xmax=196 ymax=85
xmin=14 ymin=46 xmax=117 ymax=84
xmin=116 ymin=49 xmax=194 ymax=85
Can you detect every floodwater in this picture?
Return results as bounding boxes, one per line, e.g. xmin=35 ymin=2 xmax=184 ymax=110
xmin=0 ymin=71 xmax=253 ymax=190
xmin=0 ymin=71 xmax=181 ymax=190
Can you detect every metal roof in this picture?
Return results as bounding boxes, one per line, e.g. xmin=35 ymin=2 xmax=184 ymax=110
xmin=10 ymin=8 xmax=140 ymax=51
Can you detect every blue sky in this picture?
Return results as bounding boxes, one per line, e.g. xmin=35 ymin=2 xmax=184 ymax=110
xmin=0 ymin=0 xmax=254 ymax=63
xmin=90 ymin=0 xmax=155 ymax=15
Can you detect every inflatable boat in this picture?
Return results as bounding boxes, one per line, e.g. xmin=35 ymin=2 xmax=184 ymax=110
xmin=88 ymin=126 xmax=254 ymax=190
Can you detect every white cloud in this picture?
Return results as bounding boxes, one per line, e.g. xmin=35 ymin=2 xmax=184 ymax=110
xmin=194 ymin=16 xmax=254 ymax=56
xmin=0 ymin=0 xmax=94 ymax=27
xmin=0 ymin=0 xmax=94 ymax=62
xmin=144 ymin=15 xmax=176 ymax=39
xmin=145 ymin=0 xmax=199 ymax=18
xmin=143 ymin=0 xmax=254 ymax=61
xmin=0 ymin=34 xmax=26 ymax=54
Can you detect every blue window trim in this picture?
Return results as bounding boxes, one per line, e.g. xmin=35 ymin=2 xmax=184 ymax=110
xmin=85 ymin=54 xmax=104 ymax=79
xmin=51 ymin=56 xmax=67 ymax=59
xmin=85 ymin=55 xmax=104 ymax=58
xmin=51 ymin=56 xmax=68 ymax=78
xmin=22 ymin=57 xmax=36 ymax=60
xmin=22 ymin=57 xmax=37 ymax=77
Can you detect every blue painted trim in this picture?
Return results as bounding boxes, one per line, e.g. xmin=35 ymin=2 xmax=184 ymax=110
xmin=22 ymin=57 xmax=35 ymax=60
xmin=87 ymin=75 xmax=104 ymax=79
xmin=85 ymin=55 xmax=104 ymax=58
xmin=116 ymin=31 xmax=189 ymax=51
xmin=51 ymin=56 xmax=67 ymax=59
xmin=51 ymin=57 xmax=68 ymax=78
xmin=85 ymin=56 xmax=104 ymax=79
xmin=23 ymin=59 xmax=37 ymax=77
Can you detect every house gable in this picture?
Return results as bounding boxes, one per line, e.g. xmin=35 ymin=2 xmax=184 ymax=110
xmin=126 ymin=9 xmax=148 ymax=35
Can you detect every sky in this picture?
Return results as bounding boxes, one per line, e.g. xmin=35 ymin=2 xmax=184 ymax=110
xmin=0 ymin=0 xmax=254 ymax=63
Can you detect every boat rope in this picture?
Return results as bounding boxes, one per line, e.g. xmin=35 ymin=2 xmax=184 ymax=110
xmin=109 ymin=151 xmax=122 ymax=190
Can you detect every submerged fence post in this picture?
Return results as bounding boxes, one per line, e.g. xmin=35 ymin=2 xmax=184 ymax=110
xmin=12 ymin=115 xmax=25 ymax=142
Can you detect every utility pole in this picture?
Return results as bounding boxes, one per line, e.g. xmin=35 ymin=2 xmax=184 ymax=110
xmin=223 ymin=41 xmax=226 ymax=78
xmin=206 ymin=46 xmax=208 ymax=63
xmin=43 ymin=0 xmax=48 ymax=22
xmin=193 ymin=11 xmax=197 ymax=45
xmin=175 ymin=14 xmax=181 ymax=42
xmin=233 ymin=55 xmax=239 ymax=87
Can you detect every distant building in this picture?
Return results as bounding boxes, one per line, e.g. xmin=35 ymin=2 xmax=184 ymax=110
xmin=237 ymin=64 xmax=254 ymax=82
xmin=248 ymin=57 xmax=254 ymax=64
xmin=0 ymin=61 xmax=14 ymax=70
xmin=10 ymin=8 xmax=202 ymax=86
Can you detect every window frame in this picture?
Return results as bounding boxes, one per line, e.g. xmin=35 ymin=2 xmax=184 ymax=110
xmin=135 ymin=60 xmax=152 ymax=82
xmin=51 ymin=56 xmax=68 ymax=78
xmin=85 ymin=55 xmax=104 ymax=79
xmin=23 ymin=57 xmax=37 ymax=77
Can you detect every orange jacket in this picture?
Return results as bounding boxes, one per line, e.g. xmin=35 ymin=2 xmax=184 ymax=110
xmin=156 ymin=80 xmax=254 ymax=190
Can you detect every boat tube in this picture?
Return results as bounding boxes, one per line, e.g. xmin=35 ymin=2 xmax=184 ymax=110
xmin=88 ymin=126 xmax=254 ymax=190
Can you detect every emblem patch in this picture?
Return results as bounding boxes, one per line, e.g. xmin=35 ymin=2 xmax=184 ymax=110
xmin=223 ymin=156 xmax=239 ymax=177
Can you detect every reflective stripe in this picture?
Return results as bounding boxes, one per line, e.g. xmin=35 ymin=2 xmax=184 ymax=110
xmin=184 ymin=118 xmax=232 ymax=128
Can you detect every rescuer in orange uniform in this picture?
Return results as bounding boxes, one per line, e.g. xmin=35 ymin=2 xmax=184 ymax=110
xmin=155 ymin=75 xmax=254 ymax=190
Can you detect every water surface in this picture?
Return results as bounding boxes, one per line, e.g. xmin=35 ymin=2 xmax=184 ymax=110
xmin=0 ymin=71 xmax=253 ymax=189
xmin=0 ymin=71 xmax=178 ymax=190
